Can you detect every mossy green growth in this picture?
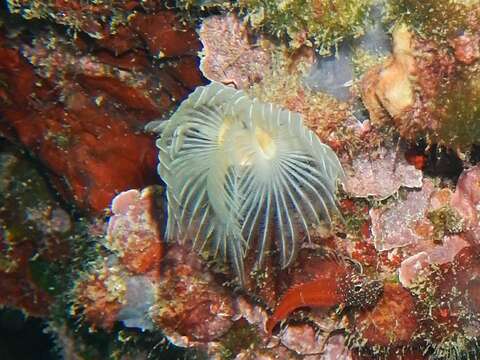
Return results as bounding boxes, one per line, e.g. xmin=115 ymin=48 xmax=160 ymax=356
xmin=0 ymin=143 xmax=74 ymax=306
xmin=427 ymin=206 xmax=465 ymax=242
xmin=0 ymin=145 xmax=72 ymax=244
xmin=352 ymin=47 xmax=387 ymax=78
xmin=48 ymin=317 xmax=192 ymax=360
xmin=29 ymin=257 xmax=66 ymax=295
xmin=335 ymin=195 xmax=370 ymax=237
xmin=387 ymin=0 xmax=477 ymax=43
xmin=435 ymin=67 xmax=480 ymax=150
xmin=238 ymin=0 xmax=371 ymax=53
xmin=431 ymin=331 xmax=480 ymax=360
xmin=219 ymin=323 xmax=260 ymax=360
xmin=175 ymin=0 xmax=232 ymax=9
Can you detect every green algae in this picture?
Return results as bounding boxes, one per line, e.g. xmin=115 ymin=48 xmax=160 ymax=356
xmin=0 ymin=145 xmax=72 ymax=246
xmin=427 ymin=206 xmax=465 ymax=242
xmin=344 ymin=202 xmax=370 ymax=235
xmin=0 ymin=143 xmax=76 ymax=317
xmin=384 ymin=0 xmax=480 ymax=150
xmin=29 ymin=257 xmax=66 ymax=295
xmin=352 ymin=47 xmax=387 ymax=78
xmin=219 ymin=323 xmax=260 ymax=360
xmin=175 ymin=0 xmax=232 ymax=9
xmin=387 ymin=0 xmax=474 ymax=43
xmin=431 ymin=332 xmax=480 ymax=360
xmin=238 ymin=0 xmax=371 ymax=53
xmin=435 ymin=67 xmax=480 ymax=150
xmin=409 ymin=260 xmax=480 ymax=360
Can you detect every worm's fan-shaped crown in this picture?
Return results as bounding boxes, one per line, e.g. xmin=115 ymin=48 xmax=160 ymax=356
xmin=147 ymin=82 xmax=344 ymax=285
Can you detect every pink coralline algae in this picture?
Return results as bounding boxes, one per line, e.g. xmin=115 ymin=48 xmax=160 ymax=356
xmin=280 ymin=323 xmax=338 ymax=356
xmin=373 ymin=166 xmax=480 ymax=287
xmin=75 ymin=188 xmax=235 ymax=343
xmin=232 ymin=296 xmax=352 ymax=358
xmin=151 ymin=244 xmax=234 ymax=343
xmin=370 ymin=180 xmax=435 ymax=251
xmin=399 ymin=235 xmax=469 ymax=287
xmin=321 ymin=334 xmax=352 ymax=360
xmin=199 ymin=14 xmax=272 ymax=88
xmin=107 ymin=188 xmax=163 ymax=274
xmin=451 ymin=165 xmax=480 ymax=241
xmin=343 ymin=147 xmax=423 ymax=199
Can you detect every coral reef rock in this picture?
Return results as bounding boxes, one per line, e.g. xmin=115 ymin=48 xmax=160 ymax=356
xmin=199 ymin=14 xmax=272 ymax=88
xmin=344 ymin=146 xmax=423 ymax=199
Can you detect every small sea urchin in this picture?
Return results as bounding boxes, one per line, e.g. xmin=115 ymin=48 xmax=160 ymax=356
xmin=147 ymin=82 xmax=343 ymax=284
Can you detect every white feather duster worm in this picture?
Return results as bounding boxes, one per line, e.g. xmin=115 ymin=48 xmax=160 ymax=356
xmin=146 ymin=82 xmax=344 ymax=284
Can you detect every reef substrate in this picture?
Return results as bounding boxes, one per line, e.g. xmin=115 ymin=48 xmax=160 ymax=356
xmin=1 ymin=1 xmax=480 ymax=359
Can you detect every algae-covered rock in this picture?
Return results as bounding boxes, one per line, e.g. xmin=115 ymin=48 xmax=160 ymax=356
xmin=238 ymin=0 xmax=371 ymax=53
xmin=0 ymin=143 xmax=72 ymax=315
xmin=387 ymin=0 xmax=480 ymax=43
xmin=434 ymin=68 xmax=480 ymax=149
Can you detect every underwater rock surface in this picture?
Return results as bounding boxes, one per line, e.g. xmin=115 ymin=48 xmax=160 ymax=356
xmin=0 ymin=144 xmax=72 ymax=316
xmin=199 ymin=14 xmax=272 ymax=88
xmin=1 ymin=1 xmax=480 ymax=359
xmin=0 ymin=6 xmax=204 ymax=213
xmin=344 ymin=146 xmax=423 ymax=199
